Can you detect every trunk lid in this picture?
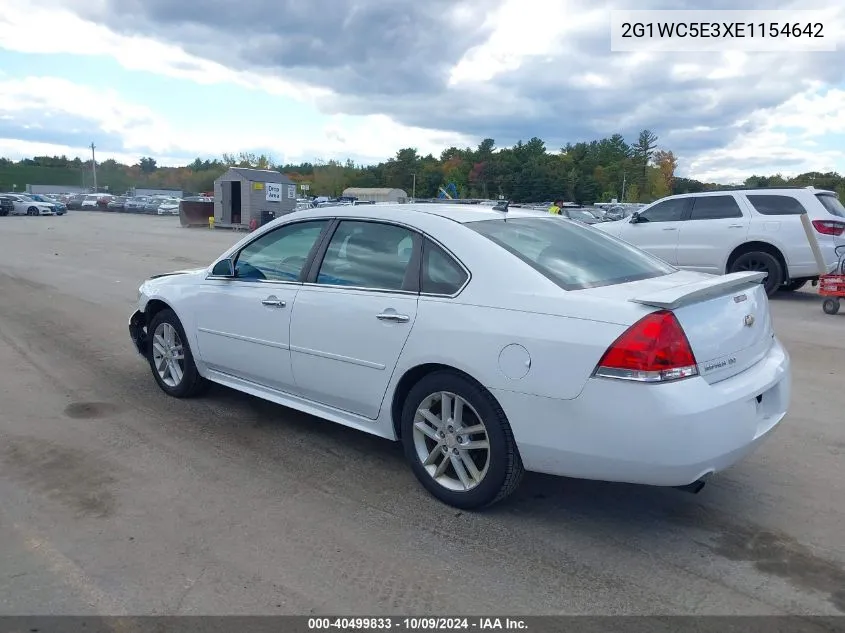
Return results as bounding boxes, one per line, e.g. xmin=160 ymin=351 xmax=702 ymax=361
xmin=582 ymin=271 xmax=774 ymax=383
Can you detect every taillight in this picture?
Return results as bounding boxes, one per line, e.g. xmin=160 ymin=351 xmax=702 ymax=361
xmin=812 ymin=220 xmax=845 ymax=236
xmin=594 ymin=310 xmax=698 ymax=383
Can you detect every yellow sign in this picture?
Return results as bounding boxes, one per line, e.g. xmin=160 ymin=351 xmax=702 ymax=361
xmin=253 ymin=182 xmax=264 ymax=190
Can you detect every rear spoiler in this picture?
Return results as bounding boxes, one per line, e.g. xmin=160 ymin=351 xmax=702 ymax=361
xmin=630 ymin=271 xmax=766 ymax=310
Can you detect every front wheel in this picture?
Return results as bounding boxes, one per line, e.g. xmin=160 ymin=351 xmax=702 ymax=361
xmin=147 ymin=309 xmax=208 ymax=398
xmin=823 ymin=298 xmax=840 ymax=315
xmin=27 ymin=206 xmax=39 ymax=216
xmin=400 ymin=371 xmax=524 ymax=509
xmin=730 ymin=251 xmax=783 ymax=297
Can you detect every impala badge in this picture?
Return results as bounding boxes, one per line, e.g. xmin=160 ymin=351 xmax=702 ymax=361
xmin=744 ymin=314 xmax=755 ymax=327
xmin=734 ymin=294 xmax=747 ymax=303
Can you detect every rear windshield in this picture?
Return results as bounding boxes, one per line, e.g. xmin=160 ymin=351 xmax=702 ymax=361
xmin=816 ymin=194 xmax=845 ymax=218
xmin=467 ymin=217 xmax=676 ymax=290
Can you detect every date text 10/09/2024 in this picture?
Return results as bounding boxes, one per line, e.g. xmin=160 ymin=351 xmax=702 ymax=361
xmin=308 ymin=617 xmax=528 ymax=630
xmin=621 ymin=22 xmax=824 ymax=39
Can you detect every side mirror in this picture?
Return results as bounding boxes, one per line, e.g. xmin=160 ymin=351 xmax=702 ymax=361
xmin=211 ymin=258 xmax=235 ymax=277
xmin=630 ymin=212 xmax=640 ymax=223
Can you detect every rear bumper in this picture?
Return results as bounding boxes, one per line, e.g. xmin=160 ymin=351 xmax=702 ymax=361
xmin=494 ymin=337 xmax=791 ymax=487
xmin=129 ymin=310 xmax=148 ymax=356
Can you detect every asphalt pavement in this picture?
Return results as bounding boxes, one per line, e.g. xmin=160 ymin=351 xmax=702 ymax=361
xmin=0 ymin=211 xmax=843 ymax=616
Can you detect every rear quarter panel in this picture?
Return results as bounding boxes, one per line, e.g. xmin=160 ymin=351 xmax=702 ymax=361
xmin=393 ymin=297 xmax=627 ymax=401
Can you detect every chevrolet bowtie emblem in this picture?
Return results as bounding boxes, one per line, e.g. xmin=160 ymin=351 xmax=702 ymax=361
xmin=744 ymin=314 xmax=755 ymax=327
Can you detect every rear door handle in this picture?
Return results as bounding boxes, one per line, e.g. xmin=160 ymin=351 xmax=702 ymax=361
xmin=377 ymin=312 xmax=410 ymax=323
xmin=261 ymin=296 xmax=286 ymax=307
xmin=728 ymin=224 xmax=743 ymax=228
xmin=662 ymin=227 xmax=677 ymax=231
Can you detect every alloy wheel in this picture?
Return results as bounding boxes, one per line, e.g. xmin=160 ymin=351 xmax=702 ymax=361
xmin=152 ymin=322 xmax=185 ymax=387
xmin=412 ymin=391 xmax=490 ymax=492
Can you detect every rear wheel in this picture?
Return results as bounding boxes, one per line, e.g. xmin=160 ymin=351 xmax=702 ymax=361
xmin=147 ymin=309 xmax=208 ymax=398
xmin=730 ymin=251 xmax=783 ymax=297
xmin=27 ymin=206 xmax=39 ymax=216
xmin=400 ymin=371 xmax=523 ymax=509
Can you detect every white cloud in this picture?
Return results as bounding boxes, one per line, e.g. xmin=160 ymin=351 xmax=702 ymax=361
xmin=449 ymin=0 xmax=606 ymax=85
xmin=0 ymin=76 xmax=473 ymax=166
xmin=0 ymin=0 xmax=329 ymax=101
xmin=686 ymin=87 xmax=845 ymax=182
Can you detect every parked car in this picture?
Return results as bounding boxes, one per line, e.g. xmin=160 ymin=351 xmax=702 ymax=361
xmin=124 ymin=197 xmax=150 ymax=212
xmin=596 ymin=187 xmax=845 ymax=296
xmin=0 ymin=195 xmax=14 ymax=216
xmin=128 ymin=204 xmax=790 ymax=509
xmin=144 ymin=198 xmax=165 ymax=213
xmin=66 ymin=194 xmax=85 ymax=210
xmin=27 ymin=194 xmax=67 ymax=215
xmin=2 ymin=193 xmax=55 ymax=215
xmin=80 ymin=194 xmax=101 ymax=209
xmin=157 ymin=198 xmax=181 ymax=215
xmin=107 ymin=196 xmax=127 ymax=211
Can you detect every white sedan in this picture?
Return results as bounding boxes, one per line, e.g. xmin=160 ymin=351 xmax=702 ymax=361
xmin=128 ymin=204 xmax=791 ymax=508
xmin=4 ymin=193 xmax=55 ymax=215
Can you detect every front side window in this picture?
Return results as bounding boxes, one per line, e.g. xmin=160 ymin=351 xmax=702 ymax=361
xmin=637 ymin=198 xmax=688 ymax=223
xmin=746 ymin=194 xmax=806 ymax=216
xmin=234 ymin=220 xmax=328 ymax=281
xmin=689 ymin=195 xmax=743 ymax=220
xmin=469 ymin=217 xmax=675 ymax=290
xmin=317 ymin=220 xmax=416 ymax=291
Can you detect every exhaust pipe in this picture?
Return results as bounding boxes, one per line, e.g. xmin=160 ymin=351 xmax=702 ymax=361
xmin=674 ymin=479 xmax=707 ymax=494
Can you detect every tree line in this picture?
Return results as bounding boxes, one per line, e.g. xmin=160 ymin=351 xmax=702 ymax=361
xmin=2 ymin=130 xmax=844 ymax=203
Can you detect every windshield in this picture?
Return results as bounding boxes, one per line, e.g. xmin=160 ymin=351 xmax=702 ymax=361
xmin=817 ymin=194 xmax=845 ymax=218
xmin=468 ymin=217 xmax=676 ymax=290
xmin=571 ymin=210 xmax=597 ymax=221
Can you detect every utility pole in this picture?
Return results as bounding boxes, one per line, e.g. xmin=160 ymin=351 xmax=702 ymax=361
xmin=90 ymin=142 xmax=97 ymax=193
xmin=412 ymin=173 xmax=416 ymax=200
xmin=621 ymin=171 xmax=627 ymax=202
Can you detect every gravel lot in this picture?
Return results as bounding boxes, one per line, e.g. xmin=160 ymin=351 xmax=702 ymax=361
xmin=0 ymin=211 xmax=843 ymax=616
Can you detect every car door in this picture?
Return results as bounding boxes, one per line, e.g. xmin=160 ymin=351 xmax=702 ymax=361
xmin=675 ymin=194 xmax=749 ymax=273
xmin=618 ymin=197 xmax=690 ymax=265
xmin=192 ymin=219 xmax=331 ymax=393
xmin=289 ymin=219 xmax=420 ymax=419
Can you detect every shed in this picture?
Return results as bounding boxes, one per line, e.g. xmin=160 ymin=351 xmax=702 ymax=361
xmin=341 ymin=188 xmax=408 ymax=203
xmin=213 ymin=168 xmax=296 ymax=228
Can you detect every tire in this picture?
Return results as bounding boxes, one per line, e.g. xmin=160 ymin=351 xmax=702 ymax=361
xmin=782 ymin=280 xmax=807 ymax=292
xmin=823 ymin=299 xmax=840 ymax=315
xmin=400 ymin=370 xmax=524 ymax=509
xmin=729 ymin=251 xmax=784 ymax=297
xmin=147 ymin=308 xmax=208 ymax=398
xmin=27 ymin=206 xmax=38 ymax=216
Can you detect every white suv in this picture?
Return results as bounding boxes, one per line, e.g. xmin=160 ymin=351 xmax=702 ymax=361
xmin=596 ymin=187 xmax=845 ymax=296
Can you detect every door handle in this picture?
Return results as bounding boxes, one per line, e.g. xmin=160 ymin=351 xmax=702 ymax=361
xmin=261 ymin=296 xmax=286 ymax=307
xmin=728 ymin=224 xmax=743 ymax=228
xmin=377 ymin=312 xmax=410 ymax=323
xmin=662 ymin=227 xmax=677 ymax=231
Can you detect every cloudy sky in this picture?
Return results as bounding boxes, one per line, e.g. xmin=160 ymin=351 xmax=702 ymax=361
xmin=1 ymin=0 xmax=844 ymax=182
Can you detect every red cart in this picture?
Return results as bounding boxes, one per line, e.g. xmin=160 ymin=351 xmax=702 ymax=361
xmin=819 ymin=245 xmax=845 ymax=315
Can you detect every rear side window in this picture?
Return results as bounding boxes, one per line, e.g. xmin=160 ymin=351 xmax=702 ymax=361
xmin=468 ymin=217 xmax=675 ymax=291
xmin=816 ymin=194 xmax=845 ymax=218
xmin=689 ymin=195 xmax=743 ymax=220
xmin=421 ymin=240 xmax=468 ymax=295
xmin=746 ymin=194 xmax=806 ymax=215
